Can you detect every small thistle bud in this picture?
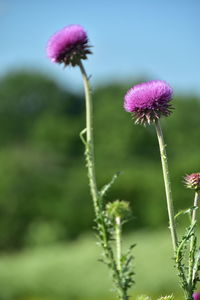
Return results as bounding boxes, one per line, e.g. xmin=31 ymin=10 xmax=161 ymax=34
xmin=193 ymin=293 xmax=200 ymax=300
xmin=47 ymin=24 xmax=92 ymax=66
xmin=106 ymin=200 xmax=131 ymax=220
xmin=184 ymin=173 xmax=200 ymax=191
xmin=124 ymin=80 xmax=173 ymax=125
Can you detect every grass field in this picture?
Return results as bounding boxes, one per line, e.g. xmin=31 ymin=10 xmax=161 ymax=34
xmin=0 ymin=229 xmax=199 ymax=300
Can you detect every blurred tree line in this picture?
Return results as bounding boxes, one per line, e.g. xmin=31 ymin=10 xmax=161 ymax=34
xmin=0 ymin=71 xmax=199 ymax=251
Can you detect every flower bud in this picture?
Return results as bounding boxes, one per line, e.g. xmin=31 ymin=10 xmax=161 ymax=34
xmin=184 ymin=173 xmax=200 ymax=191
xmin=193 ymin=293 xmax=200 ymax=300
xmin=106 ymin=200 xmax=131 ymax=220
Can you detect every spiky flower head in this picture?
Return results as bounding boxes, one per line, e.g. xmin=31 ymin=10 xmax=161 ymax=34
xmin=124 ymin=80 xmax=173 ymax=125
xmin=184 ymin=173 xmax=200 ymax=191
xmin=193 ymin=293 xmax=200 ymax=300
xmin=106 ymin=200 xmax=131 ymax=220
xmin=47 ymin=25 xmax=91 ymax=66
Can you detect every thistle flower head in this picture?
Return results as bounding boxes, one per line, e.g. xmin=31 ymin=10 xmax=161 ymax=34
xmin=47 ymin=24 xmax=91 ymax=66
xmin=106 ymin=200 xmax=131 ymax=220
xmin=184 ymin=173 xmax=200 ymax=191
xmin=193 ymin=293 xmax=200 ymax=300
xmin=124 ymin=80 xmax=173 ymax=125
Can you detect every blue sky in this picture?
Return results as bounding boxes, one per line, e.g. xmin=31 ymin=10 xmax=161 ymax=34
xmin=1 ymin=0 xmax=200 ymax=95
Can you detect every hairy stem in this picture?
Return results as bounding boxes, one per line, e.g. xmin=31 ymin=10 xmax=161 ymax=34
xmin=155 ymin=119 xmax=178 ymax=252
xmin=116 ymin=216 xmax=122 ymax=272
xmin=79 ymin=61 xmax=99 ymax=216
xmin=79 ymin=61 xmax=129 ymax=300
xmin=191 ymin=192 xmax=199 ymax=240
xmin=188 ymin=191 xmax=199 ymax=291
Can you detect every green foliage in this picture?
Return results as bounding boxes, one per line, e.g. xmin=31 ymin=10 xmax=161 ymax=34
xmin=175 ymin=215 xmax=200 ymax=298
xmin=0 ymin=70 xmax=200 ymax=250
xmin=157 ymin=296 xmax=174 ymax=300
xmin=120 ymin=243 xmax=135 ymax=292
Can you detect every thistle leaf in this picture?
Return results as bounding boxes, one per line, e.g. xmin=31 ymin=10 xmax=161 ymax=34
xmin=99 ymin=172 xmax=121 ymax=198
xmin=79 ymin=128 xmax=87 ymax=145
xmin=175 ymin=206 xmax=197 ymax=220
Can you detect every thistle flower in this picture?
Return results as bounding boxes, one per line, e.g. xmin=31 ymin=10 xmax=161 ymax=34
xmin=193 ymin=293 xmax=200 ymax=300
xmin=124 ymin=80 xmax=173 ymax=125
xmin=47 ymin=24 xmax=91 ymax=66
xmin=184 ymin=173 xmax=200 ymax=191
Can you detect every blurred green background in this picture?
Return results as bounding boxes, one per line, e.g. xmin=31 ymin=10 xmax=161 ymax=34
xmin=0 ymin=70 xmax=199 ymax=299
xmin=1 ymin=0 xmax=200 ymax=299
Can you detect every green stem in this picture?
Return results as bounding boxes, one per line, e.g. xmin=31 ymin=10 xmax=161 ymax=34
xmin=155 ymin=119 xmax=178 ymax=252
xmin=79 ymin=61 xmax=128 ymax=300
xmin=116 ymin=216 xmax=122 ymax=272
xmin=79 ymin=61 xmax=99 ymax=217
xmin=188 ymin=191 xmax=199 ymax=291
xmin=191 ymin=192 xmax=199 ymax=239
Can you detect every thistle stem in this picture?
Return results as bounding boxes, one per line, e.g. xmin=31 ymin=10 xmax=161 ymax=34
xmin=155 ymin=119 xmax=178 ymax=252
xmin=79 ymin=61 xmax=99 ymax=216
xmin=191 ymin=192 xmax=199 ymax=236
xmin=116 ymin=216 xmax=122 ymax=272
xmin=79 ymin=61 xmax=128 ymax=300
xmin=188 ymin=191 xmax=199 ymax=291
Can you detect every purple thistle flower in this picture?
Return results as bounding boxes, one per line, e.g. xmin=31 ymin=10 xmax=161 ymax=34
xmin=47 ymin=24 xmax=92 ymax=66
xmin=193 ymin=293 xmax=200 ymax=300
xmin=124 ymin=80 xmax=173 ymax=125
xmin=184 ymin=173 xmax=200 ymax=190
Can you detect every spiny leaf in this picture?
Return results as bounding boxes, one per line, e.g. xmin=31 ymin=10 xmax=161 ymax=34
xmin=192 ymin=249 xmax=200 ymax=283
xmin=99 ymin=172 xmax=121 ymax=198
xmin=176 ymin=222 xmax=196 ymax=261
xmin=79 ymin=128 xmax=87 ymax=145
xmin=175 ymin=206 xmax=197 ymax=220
